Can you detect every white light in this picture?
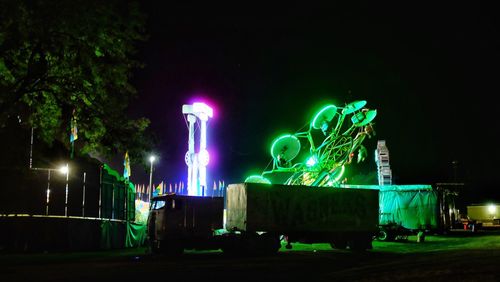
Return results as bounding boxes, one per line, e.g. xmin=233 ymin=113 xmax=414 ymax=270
xmin=193 ymin=102 xmax=213 ymax=118
xmin=149 ymin=156 xmax=156 ymax=163
xmin=199 ymin=149 xmax=210 ymax=166
xmin=59 ymin=164 xmax=68 ymax=174
xmin=488 ymin=204 xmax=497 ymax=214
xmin=306 ymin=156 xmax=317 ymax=167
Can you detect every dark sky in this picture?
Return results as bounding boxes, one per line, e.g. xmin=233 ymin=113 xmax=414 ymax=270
xmin=128 ymin=2 xmax=499 ymax=199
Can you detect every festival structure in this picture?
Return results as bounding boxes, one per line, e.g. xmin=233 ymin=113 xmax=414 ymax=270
xmin=245 ymin=100 xmax=377 ymax=186
xmin=182 ymin=102 xmax=213 ymax=196
xmin=239 ymin=100 xmax=456 ymax=242
xmin=146 ymin=100 xmax=382 ymax=255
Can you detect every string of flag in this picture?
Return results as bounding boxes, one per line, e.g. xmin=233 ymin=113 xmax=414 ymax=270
xmin=134 ymin=180 xmax=226 ymax=201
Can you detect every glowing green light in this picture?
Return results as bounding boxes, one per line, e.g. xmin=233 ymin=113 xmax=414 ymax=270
xmin=351 ymin=109 xmax=377 ymax=127
xmin=327 ymin=166 xmax=345 ymax=185
xmin=306 ymin=156 xmax=317 ymax=167
xmin=270 ymin=134 xmax=301 ymax=161
xmin=341 ymin=100 xmax=367 ymax=115
xmin=333 ymin=165 xmax=345 ymax=183
xmin=259 ymin=100 xmax=375 ymax=187
xmin=245 ymin=175 xmax=272 ymax=184
xmin=311 ymin=105 xmax=337 ymax=130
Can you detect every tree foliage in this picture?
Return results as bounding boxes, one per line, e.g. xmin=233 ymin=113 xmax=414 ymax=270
xmin=0 ymin=0 xmax=154 ymax=165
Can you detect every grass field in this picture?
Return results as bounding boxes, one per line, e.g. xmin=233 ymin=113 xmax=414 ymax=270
xmin=1 ymin=230 xmax=499 ymax=281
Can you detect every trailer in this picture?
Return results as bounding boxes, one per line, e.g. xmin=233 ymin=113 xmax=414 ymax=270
xmin=147 ymin=182 xmax=379 ymax=255
xmin=466 ymin=203 xmax=500 ymax=230
xmin=376 ymin=185 xmax=439 ymax=241
xmin=339 ymin=184 xmax=458 ymax=242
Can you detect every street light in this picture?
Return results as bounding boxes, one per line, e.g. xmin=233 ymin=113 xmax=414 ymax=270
xmin=488 ymin=204 xmax=497 ymax=219
xmin=62 ymin=163 xmax=69 ymax=217
xmin=59 ymin=164 xmax=69 ymax=174
xmin=149 ymin=155 xmax=156 ymax=201
xmin=32 ymin=164 xmax=69 ymax=215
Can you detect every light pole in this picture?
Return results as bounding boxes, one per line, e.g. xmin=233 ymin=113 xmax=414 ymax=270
xmin=31 ymin=164 xmax=69 ymax=216
xmin=62 ymin=163 xmax=69 ymax=216
xmin=149 ymin=155 xmax=156 ymax=202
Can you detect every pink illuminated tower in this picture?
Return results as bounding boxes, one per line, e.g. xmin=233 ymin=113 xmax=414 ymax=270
xmin=182 ymin=102 xmax=213 ymax=196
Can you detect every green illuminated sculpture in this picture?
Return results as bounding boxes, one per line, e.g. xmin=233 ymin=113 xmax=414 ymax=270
xmin=246 ymin=100 xmax=376 ymax=187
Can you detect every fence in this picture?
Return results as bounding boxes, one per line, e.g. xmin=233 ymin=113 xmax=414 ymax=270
xmin=0 ymin=161 xmax=135 ymax=222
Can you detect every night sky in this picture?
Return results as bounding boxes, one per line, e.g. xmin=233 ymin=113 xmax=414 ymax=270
xmin=127 ymin=2 xmax=499 ymax=200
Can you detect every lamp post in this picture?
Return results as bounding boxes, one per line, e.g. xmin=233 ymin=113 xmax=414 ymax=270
xmin=149 ymin=155 xmax=156 ymax=202
xmin=62 ymin=164 xmax=69 ymax=217
xmin=31 ymin=164 xmax=69 ymax=216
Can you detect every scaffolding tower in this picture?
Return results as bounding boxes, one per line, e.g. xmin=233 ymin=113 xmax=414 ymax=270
xmin=375 ymin=140 xmax=392 ymax=185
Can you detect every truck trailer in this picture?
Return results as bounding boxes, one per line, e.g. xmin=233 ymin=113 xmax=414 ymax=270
xmin=377 ymin=185 xmax=439 ymax=241
xmin=147 ymin=182 xmax=379 ymax=255
xmin=339 ymin=184 xmax=458 ymax=242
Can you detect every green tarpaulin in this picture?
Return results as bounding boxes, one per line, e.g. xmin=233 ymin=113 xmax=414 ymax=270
xmin=378 ymin=185 xmax=438 ymax=230
xmin=125 ymin=222 xmax=148 ymax=248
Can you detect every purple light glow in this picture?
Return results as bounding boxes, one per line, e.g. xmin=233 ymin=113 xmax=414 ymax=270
xmin=206 ymin=147 xmax=218 ymax=168
xmin=188 ymin=95 xmax=217 ymax=118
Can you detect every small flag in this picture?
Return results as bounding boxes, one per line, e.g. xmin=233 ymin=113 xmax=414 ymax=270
xmin=70 ymin=109 xmax=78 ymax=159
xmin=70 ymin=110 xmax=78 ymax=143
xmin=123 ymin=151 xmax=131 ymax=180
xmin=153 ymin=181 xmax=163 ymax=197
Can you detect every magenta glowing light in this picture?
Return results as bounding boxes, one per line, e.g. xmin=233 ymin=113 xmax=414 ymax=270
xmin=188 ymin=94 xmax=217 ymax=118
xmin=182 ymin=101 xmax=214 ymax=196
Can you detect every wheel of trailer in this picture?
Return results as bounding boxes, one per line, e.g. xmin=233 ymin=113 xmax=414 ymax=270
xmin=377 ymin=228 xmax=395 ymax=242
xmin=377 ymin=229 xmax=389 ymax=241
xmin=239 ymin=233 xmax=281 ymax=256
xmin=260 ymin=233 xmax=281 ymax=255
xmin=221 ymin=235 xmax=241 ymax=256
xmin=242 ymin=233 xmax=260 ymax=255
xmin=348 ymin=235 xmax=372 ymax=251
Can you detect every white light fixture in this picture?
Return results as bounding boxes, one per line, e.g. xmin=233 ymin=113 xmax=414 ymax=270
xmin=59 ymin=164 xmax=69 ymax=174
xmin=149 ymin=155 xmax=157 ymax=201
xmin=488 ymin=204 xmax=497 ymax=214
xmin=149 ymin=155 xmax=156 ymax=163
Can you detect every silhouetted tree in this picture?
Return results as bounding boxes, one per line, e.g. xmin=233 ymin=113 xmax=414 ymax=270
xmin=0 ymin=0 xmax=154 ymax=165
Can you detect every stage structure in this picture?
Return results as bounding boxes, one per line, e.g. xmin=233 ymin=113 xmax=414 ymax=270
xmin=182 ymin=102 xmax=213 ymax=196
xmin=245 ymin=100 xmax=377 ymax=187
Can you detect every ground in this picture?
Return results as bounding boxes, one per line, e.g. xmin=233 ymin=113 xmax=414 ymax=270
xmin=1 ymin=230 xmax=499 ymax=281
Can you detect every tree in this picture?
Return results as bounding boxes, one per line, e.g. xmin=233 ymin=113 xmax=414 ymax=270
xmin=0 ymin=0 xmax=154 ymax=166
